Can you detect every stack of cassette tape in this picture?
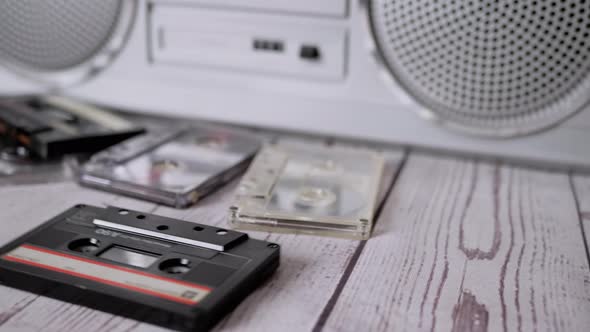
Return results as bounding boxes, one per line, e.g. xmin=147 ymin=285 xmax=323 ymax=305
xmin=0 ymin=94 xmax=388 ymax=330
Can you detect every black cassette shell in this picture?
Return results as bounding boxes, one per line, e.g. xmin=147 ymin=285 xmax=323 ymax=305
xmin=0 ymin=205 xmax=280 ymax=331
xmin=0 ymin=97 xmax=144 ymax=159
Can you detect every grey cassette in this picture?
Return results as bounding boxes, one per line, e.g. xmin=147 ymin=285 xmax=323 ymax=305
xmin=229 ymin=144 xmax=385 ymax=239
xmin=79 ymin=126 xmax=261 ymax=208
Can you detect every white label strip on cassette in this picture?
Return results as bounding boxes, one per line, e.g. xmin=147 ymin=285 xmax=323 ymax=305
xmin=93 ymin=219 xmax=225 ymax=251
xmin=2 ymin=244 xmax=211 ymax=305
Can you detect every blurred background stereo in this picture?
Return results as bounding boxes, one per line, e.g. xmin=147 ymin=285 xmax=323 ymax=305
xmin=1 ymin=0 xmax=589 ymax=168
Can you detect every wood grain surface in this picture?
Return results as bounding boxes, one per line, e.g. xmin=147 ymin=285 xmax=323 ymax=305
xmin=319 ymin=154 xmax=590 ymax=332
xmin=0 ymin=150 xmax=589 ymax=332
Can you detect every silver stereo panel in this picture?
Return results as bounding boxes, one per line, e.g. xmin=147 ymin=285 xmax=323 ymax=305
xmin=1 ymin=0 xmax=590 ymax=169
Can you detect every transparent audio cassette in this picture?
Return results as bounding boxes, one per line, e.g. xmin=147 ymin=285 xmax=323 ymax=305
xmin=79 ymin=126 xmax=261 ymax=208
xmin=0 ymin=141 xmax=75 ymax=186
xmin=229 ymin=144 xmax=385 ymax=239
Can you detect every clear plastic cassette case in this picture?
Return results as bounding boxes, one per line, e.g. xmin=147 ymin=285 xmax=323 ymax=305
xmin=0 ymin=142 xmax=74 ymax=186
xmin=79 ymin=126 xmax=260 ymax=208
xmin=229 ymin=144 xmax=385 ymax=239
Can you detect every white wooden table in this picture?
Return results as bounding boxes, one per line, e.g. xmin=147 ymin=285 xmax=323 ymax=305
xmin=0 ymin=135 xmax=589 ymax=332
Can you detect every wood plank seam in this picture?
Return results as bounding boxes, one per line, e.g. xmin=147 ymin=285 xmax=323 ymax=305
xmin=569 ymin=173 xmax=590 ymax=269
xmin=316 ymin=155 xmax=590 ymax=332
xmin=311 ymin=149 xmax=410 ymax=332
xmin=422 ymin=157 xmax=473 ymax=331
xmin=452 ymin=162 xmax=504 ymax=332
xmin=0 ymin=294 xmax=39 ymax=326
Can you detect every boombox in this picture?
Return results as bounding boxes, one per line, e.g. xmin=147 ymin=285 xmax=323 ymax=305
xmin=1 ymin=0 xmax=589 ymax=169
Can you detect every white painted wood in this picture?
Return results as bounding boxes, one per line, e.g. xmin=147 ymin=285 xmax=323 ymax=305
xmin=321 ymin=154 xmax=590 ymax=332
xmin=0 ymin=150 xmax=587 ymax=332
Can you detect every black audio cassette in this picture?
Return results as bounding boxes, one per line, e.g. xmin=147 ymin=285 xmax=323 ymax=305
xmin=0 ymin=96 xmax=143 ymax=159
xmin=0 ymin=205 xmax=280 ymax=331
xmin=79 ymin=126 xmax=261 ymax=208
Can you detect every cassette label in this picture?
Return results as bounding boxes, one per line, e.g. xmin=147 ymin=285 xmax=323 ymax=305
xmin=3 ymin=244 xmax=211 ymax=305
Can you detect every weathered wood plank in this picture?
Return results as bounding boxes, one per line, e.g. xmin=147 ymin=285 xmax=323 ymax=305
xmin=320 ymin=154 xmax=590 ymax=332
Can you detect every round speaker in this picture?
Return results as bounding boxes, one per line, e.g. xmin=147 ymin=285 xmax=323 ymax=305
xmin=0 ymin=0 xmax=136 ymax=87
xmin=369 ymin=0 xmax=590 ymax=136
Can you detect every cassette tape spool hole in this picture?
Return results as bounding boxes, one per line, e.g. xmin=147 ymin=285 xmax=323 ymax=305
xmin=195 ymin=136 xmax=226 ymax=149
xmin=159 ymin=258 xmax=192 ymax=274
xmin=295 ymin=187 xmax=337 ymax=208
xmin=68 ymin=238 xmax=101 ymax=253
xmin=152 ymin=160 xmax=180 ymax=171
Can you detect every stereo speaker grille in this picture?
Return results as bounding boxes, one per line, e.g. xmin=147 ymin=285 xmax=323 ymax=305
xmin=0 ymin=0 xmax=123 ymax=71
xmin=370 ymin=0 xmax=590 ymax=135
